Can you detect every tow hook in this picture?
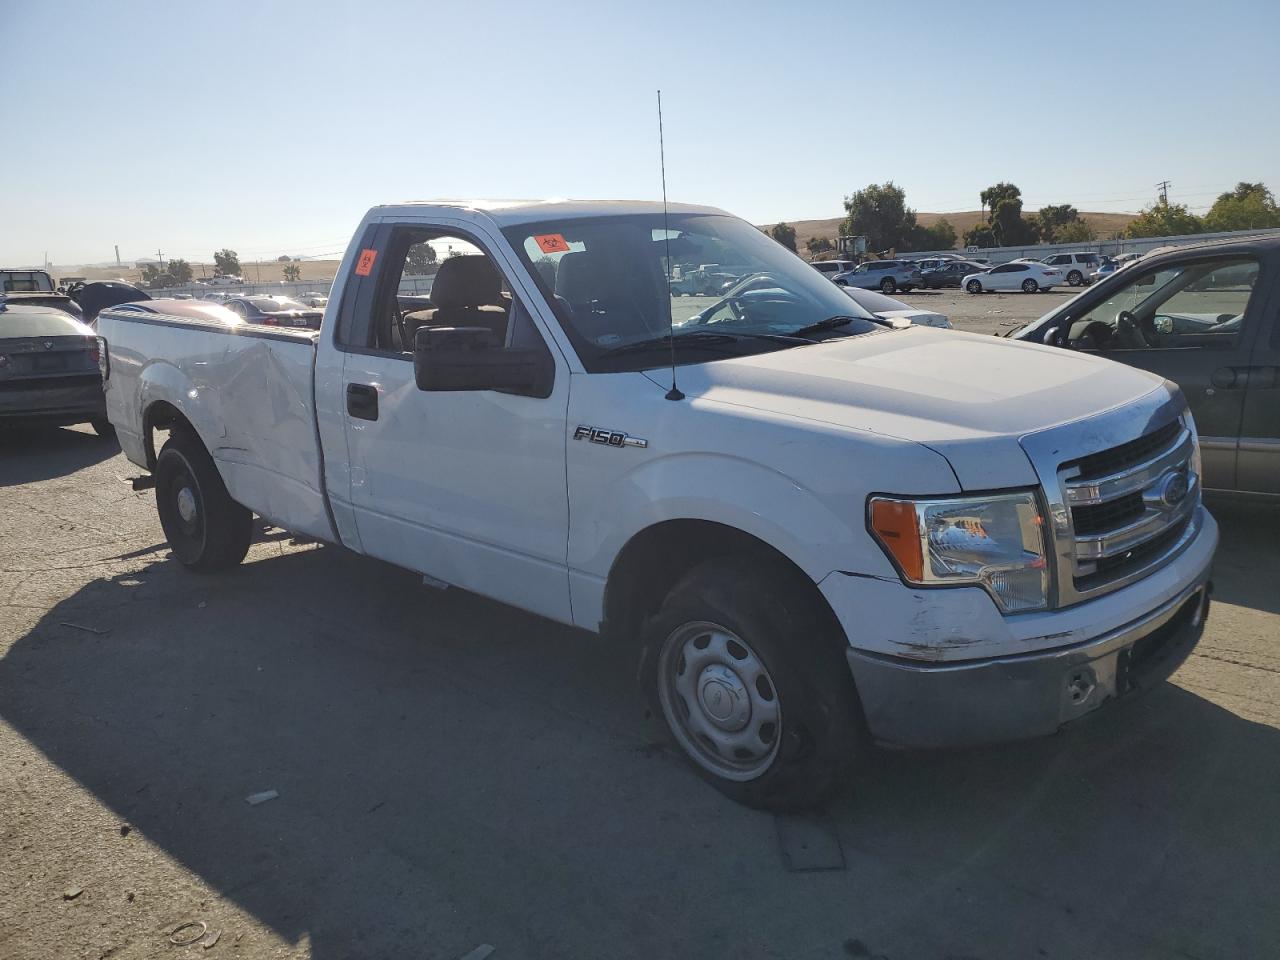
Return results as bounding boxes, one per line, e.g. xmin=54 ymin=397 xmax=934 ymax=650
xmin=130 ymin=475 xmax=156 ymax=491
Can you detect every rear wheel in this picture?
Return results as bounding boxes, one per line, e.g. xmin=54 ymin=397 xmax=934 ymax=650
xmin=155 ymin=428 xmax=253 ymax=572
xmin=1022 ymin=278 xmax=1039 ymax=293
xmin=966 ymin=279 xmax=983 ymax=294
xmin=879 ymin=277 xmax=896 ymax=294
xmin=642 ymin=556 xmax=865 ymax=810
xmin=1067 ymin=269 xmax=1083 ymax=286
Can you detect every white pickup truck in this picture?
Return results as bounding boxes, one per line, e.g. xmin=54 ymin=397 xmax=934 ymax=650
xmin=98 ymin=200 xmax=1217 ymax=809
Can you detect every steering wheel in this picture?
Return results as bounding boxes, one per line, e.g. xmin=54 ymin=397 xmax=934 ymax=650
xmin=1114 ymin=310 xmax=1149 ymax=349
xmin=1074 ymin=320 xmax=1114 ymax=351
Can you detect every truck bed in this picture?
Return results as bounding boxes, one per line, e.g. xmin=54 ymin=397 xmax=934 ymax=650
xmin=97 ymin=304 xmax=334 ymax=542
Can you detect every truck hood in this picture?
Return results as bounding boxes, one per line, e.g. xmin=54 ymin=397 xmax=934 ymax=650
xmin=656 ymin=327 xmax=1166 ymax=489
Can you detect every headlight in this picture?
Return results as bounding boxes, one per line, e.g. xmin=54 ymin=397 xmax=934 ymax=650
xmin=869 ymin=491 xmax=1049 ymax=613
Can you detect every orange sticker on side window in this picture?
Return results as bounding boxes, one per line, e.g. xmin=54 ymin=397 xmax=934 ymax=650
xmin=534 ymin=233 xmax=571 ymax=254
xmin=355 ymin=248 xmax=378 ymax=276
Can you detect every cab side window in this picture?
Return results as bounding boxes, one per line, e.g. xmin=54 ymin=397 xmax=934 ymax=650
xmin=357 ymin=228 xmax=550 ymax=368
xmin=1069 ymin=257 xmax=1258 ymax=351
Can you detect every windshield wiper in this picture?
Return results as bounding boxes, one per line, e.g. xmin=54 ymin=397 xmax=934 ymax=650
xmin=789 ymin=315 xmax=858 ymax=338
xmin=596 ymin=330 xmax=805 ymax=359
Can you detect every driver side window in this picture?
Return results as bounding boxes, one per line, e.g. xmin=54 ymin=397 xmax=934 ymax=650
xmin=1070 ymin=257 xmax=1258 ymax=351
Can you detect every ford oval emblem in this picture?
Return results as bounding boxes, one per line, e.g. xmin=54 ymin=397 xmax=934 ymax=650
xmin=1159 ymin=470 xmax=1190 ymax=509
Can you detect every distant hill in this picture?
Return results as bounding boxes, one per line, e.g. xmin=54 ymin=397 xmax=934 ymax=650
xmin=762 ymin=211 xmax=1139 ymax=252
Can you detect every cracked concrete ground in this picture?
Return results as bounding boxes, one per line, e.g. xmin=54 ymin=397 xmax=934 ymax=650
xmin=2 ymin=417 xmax=1278 ymax=960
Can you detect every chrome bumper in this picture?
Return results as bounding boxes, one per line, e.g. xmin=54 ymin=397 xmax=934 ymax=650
xmin=846 ymin=574 xmax=1211 ymax=749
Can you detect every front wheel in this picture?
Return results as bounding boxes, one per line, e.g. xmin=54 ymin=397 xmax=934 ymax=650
xmin=879 ymin=277 xmax=897 ymax=294
xmin=1022 ymin=278 xmax=1040 ymax=293
xmin=155 ymin=428 xmax=253 ymax=572
xmin=642 ymin=557 xmax=865 ymax=810
xmin=966 ymin=279 xmax=983 ymax=294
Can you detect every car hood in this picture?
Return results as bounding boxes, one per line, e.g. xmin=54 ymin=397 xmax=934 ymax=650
xmin=655 ymin=327 xmax=1167 ymax=489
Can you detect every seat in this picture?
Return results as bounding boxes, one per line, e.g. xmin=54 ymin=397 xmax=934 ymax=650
xmin=403 ymin=255 xmax=509 ymax=346
xmin=553 ymin=251 xmax=656 ymax=345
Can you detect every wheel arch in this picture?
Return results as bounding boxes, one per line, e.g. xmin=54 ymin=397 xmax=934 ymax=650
xmin=142 ymin=399 xmax=199 ymax=469
xmin=601 ymin=518 xmax=843 ymax=650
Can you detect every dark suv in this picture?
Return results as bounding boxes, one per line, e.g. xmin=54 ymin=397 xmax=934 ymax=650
xmin=1015 ymin=236 xmax=1280 ymax=495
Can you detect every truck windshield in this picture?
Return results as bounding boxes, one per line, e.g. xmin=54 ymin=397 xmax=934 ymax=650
xmin=503 ymin=213 xmax=879 ymax=372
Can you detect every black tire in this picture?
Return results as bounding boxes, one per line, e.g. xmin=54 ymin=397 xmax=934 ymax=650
xmin=1022 ymin=278 xmax=1039 ymax=293
xmin=966 ymin=279 xmax=983 ymax=294
xmin=900 ymin=284 xmax=914 ymax=293
xmin=90 ymin=417 xmax=115 ymax=438
xmin=879 ymin=277 xmax=896 ymax=294
xmin=640 ymin=556 xmax=865 ymax=810
xmin=154 ymin=428 xmax=252 ymax=572
xmin=1067 ymin=269 xmax=1083 ymax=286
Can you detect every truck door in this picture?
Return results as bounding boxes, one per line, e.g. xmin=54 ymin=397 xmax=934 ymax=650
xmin=1064 ymin=252 xmax=1267 ymax=492
xmin=335 ymin=219 xmax=573 ymax=623
xmin=1234 ymin=253 xmax=1280 ymax=494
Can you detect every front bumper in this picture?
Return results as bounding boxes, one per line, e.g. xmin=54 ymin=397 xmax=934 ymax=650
xmin=829 ymin=505 xmax=1217 ymax=748
xmin=846 ymin=576 xmax=1209 ymax=748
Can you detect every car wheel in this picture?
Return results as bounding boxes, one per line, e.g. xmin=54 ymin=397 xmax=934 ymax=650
xmin=641 ymin=556 xmax=865 ymax=811
xmin=900 ymin=285 xmax=914 ymax=293
xmin=879 ymin=277 xmax=896 ymax=294
xmin=155 ymin=428 xmax=253 ymax=572
xmin=1067 ymin=270 xmax=1083 ymax=286
xmin=90 ymin=417 xmax=115 ymax=438
xmin=966 ymin=279 xmax=982 ymax=294
xmin=1022 ymin=278 xmax=1040 ymax=293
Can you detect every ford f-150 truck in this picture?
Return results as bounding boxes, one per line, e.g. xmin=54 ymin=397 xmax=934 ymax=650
xmin=97 ymin=200 xmax=1217 ymax=810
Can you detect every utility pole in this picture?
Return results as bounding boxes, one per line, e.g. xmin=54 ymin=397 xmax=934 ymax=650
xmin=1156 ymin=180 xmax=1171 ymax=204
xmin=156 ymin=249 xmax=165 ymax=269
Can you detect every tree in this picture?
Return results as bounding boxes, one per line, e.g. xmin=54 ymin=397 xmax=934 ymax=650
xmin=282 ymin=263 xmax=301 ymax=282
xmin=213 ymin=249 xmax=241 ymax=276
xmin=1055 ymin=220 xmax=1096 ymax=243
xmin=980 ymin=182 xmax=1021 ymax=218
xmin=842 ymin=181 xmax=917 ymax=252
xmin=1036 ymin=204 xmax=1082 ymax=243
xmin=805 ymin=236 xmax=834 ymax=256
xmin=277 ymin=255 xmax=291 ymax=262
xmin=962 ymin=224 xmax=996 ymax=248
xmin=991 ymin=197 xmax=1039 ymax=246
xmin=404 ymin=241 xmax=439 ymax=275
xmin=1125 ymin=200 xmax=1204 ymax=238
xmin=922 ymin=217 xmax=956 ymax=250
xmin=1204 ymin=182 xmax=1280 ymax=231
xmin=768 ymin=222 xmax=797 ymax=252
xmin=168 ymin=258 xmax=193 ymax=284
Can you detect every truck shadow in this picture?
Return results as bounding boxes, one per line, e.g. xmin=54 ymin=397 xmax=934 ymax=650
xmin=0 ymin=424 xmax=118 ymax=487
xmin=1204 ymin=494 xmax=1280 ymax=616
xmin=2 ymin=540 xmax=1278 ymax=958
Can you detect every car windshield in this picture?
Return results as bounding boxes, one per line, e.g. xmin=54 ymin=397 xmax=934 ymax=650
xmin=503 ymin=212 xmax=879 ymax=372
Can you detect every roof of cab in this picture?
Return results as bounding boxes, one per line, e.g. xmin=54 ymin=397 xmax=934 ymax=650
xmin=368 ymin=198 xmax=730 ymax=226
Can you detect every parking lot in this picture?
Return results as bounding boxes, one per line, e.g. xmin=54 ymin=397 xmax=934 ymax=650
xmin=2 ymin=290 xmax=1279 ymax=960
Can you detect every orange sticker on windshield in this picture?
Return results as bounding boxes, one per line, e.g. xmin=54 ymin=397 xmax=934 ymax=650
xmin=355 ymin=249 xmax=378 ymax=276
xmin=534 ymin=233 xmax=571 ymax=254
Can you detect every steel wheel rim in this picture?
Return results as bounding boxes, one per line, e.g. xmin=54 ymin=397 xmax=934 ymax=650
xmin=657 ymin=620 xmax=781 ymax=782
xmin=161 ymin=453 xmax=207 ymax=560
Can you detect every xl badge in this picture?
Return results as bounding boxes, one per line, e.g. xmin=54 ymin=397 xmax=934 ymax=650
xmin=573 ymin=425 xmax=647 ymax=449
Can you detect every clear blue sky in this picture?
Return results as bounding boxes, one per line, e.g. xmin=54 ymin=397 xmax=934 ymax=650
xmin=3 ymin=0 xmax=1278 ymax=266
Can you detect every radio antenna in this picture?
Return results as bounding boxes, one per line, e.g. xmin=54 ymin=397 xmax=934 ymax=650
xmin=658 ymin=89 xmax=683 ymax=401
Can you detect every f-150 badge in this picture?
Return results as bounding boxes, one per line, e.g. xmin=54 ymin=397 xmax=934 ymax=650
xmin=573 ymin=425 xmax=647 ymax=449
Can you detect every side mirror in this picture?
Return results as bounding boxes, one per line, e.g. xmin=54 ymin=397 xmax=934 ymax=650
xmin=1154 ymin=315 xmax=1173 ymax=335
xmin=1043 ymin=326 xmax=1060 ymax=346
xmin=413 ymin=325 xmax=552 ymax=398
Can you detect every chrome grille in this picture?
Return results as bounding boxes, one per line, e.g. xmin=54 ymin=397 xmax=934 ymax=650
xmin=1059 ymin=419 xmax=1198 ymax=599
xmin=1019 ymin=386 xmax=1202 ymax=609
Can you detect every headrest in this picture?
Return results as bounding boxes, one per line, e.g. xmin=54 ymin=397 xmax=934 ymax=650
xmin=554 ymin=252 xmax=604 ymax=303
xmin=430 ymin=255 xmax=500 ymax=309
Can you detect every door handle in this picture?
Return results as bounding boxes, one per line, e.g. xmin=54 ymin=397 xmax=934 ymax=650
xmin=346 ymin=383 xmax=379 ymax=421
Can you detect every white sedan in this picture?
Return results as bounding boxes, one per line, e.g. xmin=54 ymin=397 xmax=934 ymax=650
xmin=841 ymin=285 xmax=951 ymax=328
xmin=963 ymin=262 xmax=1062 ymax=294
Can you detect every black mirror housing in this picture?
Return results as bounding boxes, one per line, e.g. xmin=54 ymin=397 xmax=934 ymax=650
xmin=413 ymin=325 xmax=552 ymax=398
